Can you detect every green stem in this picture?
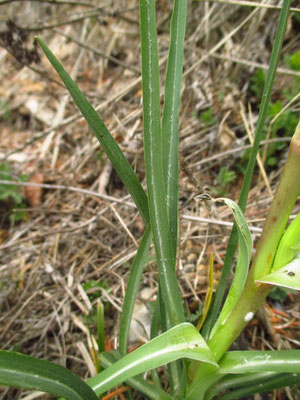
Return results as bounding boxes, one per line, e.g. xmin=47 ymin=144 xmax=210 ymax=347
xmin=251 ymin=120 xmax=300 ymax=281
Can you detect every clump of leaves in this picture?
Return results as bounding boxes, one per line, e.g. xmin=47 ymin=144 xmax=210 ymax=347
xmin=0 ymin=163 xmax=28 ymax=224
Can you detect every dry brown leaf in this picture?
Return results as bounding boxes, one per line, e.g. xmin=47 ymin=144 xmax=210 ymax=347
xmin=24 ymin=173 xmax=44 ymax=206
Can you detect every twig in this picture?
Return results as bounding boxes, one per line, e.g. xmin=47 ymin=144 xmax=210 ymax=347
xmin=197 ymin=0 xmax=300 ymax=13
xmin=0 ymin=180 xmax=136 ymax=208
xmin=54 ymin=28 xmax=140 ymax=74
xmin=0 ymin=0 xmax=94 ymax=6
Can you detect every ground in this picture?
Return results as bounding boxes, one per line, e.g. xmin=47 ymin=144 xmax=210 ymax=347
xmin=0 ymin=0 xmax=299 ymax=399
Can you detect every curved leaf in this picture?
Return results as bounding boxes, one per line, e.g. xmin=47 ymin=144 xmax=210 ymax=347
xmin=88 ymin=323 xmax=218 ymax=396
xmin=219 ymin=350 xmax=300 ymax=374
xmin=256 ymin=253 xmax=300 ymax=290
xmin=0 ymin=350 xmax=98 ymax=400
xmin=209 ymin=199 xmax=252 ymax=338
xmin=272 ymin=212 xmax=300 ymax=272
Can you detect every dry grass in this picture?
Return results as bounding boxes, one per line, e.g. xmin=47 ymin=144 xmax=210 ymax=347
xmin=0 ymin=0 xmax=300 ymax=399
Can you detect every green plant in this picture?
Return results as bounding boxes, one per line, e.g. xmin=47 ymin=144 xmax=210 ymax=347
xmin=0 ymin=100 xmax=12 ymax=121
xmin=249 ymin=49 xmax=300 ymax=168
xmin=0 ymin=162 xmax=28 ymax=223
xmin=200 ymin=107 xmax=217 ymax=127
xmin=213 ymin=167 xmax=236 ymax=196
xmin=1 ymin=1 xmax=300 ymax=399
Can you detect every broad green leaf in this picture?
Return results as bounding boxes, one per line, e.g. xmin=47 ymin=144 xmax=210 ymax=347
xmin=36 ymin=37 xmax=149 ymax=224
xmin=88 ymin=323 xmax=218 ymax=396
xmin=0 ymin=350 xmax=98 ymax=400
xmin=209 ymin=199 xmax=252 ymax=339
xmin=218 ymin=350 xmax=300 ymax=374
xmin=272 ymin=212 xmax=300 ymax=272
xmin=256 ymin=254 xmax=300 ymax=290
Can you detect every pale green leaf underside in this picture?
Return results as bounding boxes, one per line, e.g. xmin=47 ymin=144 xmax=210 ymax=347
xmin=256 ymin=255 xmax=300 ymax=290
xmin=88 ymin=323 xmax=218 ymax=395
xmin=219 ymin=350 xmax=300 ymax=374
xmin=210 ymin=199 xmax=253 ymax=338
xmin=272 ymin=212 xmax=300 ymax=272
xmin=0 ymin=350 xmax=98 ymax=400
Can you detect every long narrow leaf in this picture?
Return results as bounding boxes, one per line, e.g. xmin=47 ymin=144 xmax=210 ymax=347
xmin=36 ymin=37 xmax=149 ymax=224
xmin=204 ymin=372 xmax=278 ymax=400
xmin=202 ymin=0 xmax=293 ymax=338
xmin=87 ymin=323 xmax=217 ymax=396
xmin=213 ymin=373 xmax=300 ymax=400
xmin=119 ymin=224 xmax=152 ymax=355
xmin=0 ymin=350 xmax=98 ymax=400
xmin=139 ymin=0 xmax=185 ymax=325
xmin=209 ymin=199 xmax=252 ymax=339
xmin=162 ymin=0 xmax=187 ymax=255
xmin=161 ymin=1 xmax=187 ymax=389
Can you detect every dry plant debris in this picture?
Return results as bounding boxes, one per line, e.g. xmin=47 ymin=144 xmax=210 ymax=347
xmin=0 ymin=0 xmax=299 ymax=399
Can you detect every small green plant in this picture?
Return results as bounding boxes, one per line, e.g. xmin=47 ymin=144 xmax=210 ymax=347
xmin=249 ymin=50 xmax=300 ymax=167
xmin=213 ymin=167 xmax=236 ymax=196
xmin=0 ymin=163 xmax=28 ymax=223
xmin=200 ymin=107 xmax=217 ymax=127
xmin=1 ymin=1 xmax=300 ymax=400
xmin=0 ymin=100 xmax=12 ymax=121
xmin=250 ymin=67 xmax=266 ymax=98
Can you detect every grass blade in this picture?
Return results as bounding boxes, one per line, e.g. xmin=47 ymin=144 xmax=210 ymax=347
xmin=88 ymin=323 xmax=217 ymax=396
xmin=139 ymin=0 xmax=185 ymax=326
xmin=36 ymin=37 xmax=149 ymax=224
xmin=0 ymin=350 xmax=98 ymax=400
xmin=162 ymin=0 xmax=187 ymax=254
xmin=202 ymin=0 xmax=293 ymax=338
xmin=119 ymin=224 xmax=152 ymax=355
